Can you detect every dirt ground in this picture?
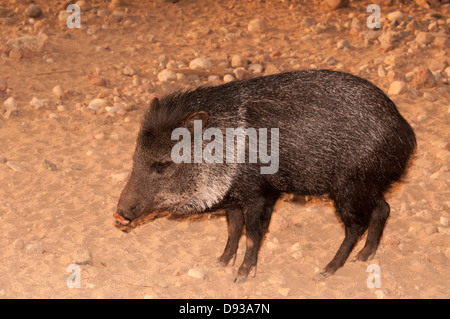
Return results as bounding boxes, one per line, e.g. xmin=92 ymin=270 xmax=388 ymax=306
xmin=0 ymin=0 xmax=449 ymax=299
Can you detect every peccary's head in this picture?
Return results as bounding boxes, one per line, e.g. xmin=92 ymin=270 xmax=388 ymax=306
xmin=114 ymin=96 xmax=236 ymax=225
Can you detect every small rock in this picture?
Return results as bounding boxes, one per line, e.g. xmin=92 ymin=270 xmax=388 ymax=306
xmin=89 ymin=98 xmax=108 ymax=109
xmin=233 ymin=67 xmax=251 ymax=80
xmin=109 ymin=0 xmax=126 ymax=9
xmin=416 ymin=210 xmax=432 ymax=219
xmin=230 ymin=55 xmax=248 ymax=68
xmin=27 ymin=4 xmax=42 ymax=18
xmin=158 ymin=69 xmax=177 ymax=82
xmin=248 ymin=63 xmax=263 ymax=74
xmin=72 ymin=248 xmax=93 ymax=265
xmin=9 ymin=47 xmax=22 ymax=60
xmin=375 ymin=290 xmax=384 ymax=299
xmin=387 ymin=11 xmax=405 ymax=24
xmin=324 ymin=56 xmax=337 ymax=66
xmin=44 ymin=159 xmax=57 ymax=171
xmin=189 ymin=58 xmax=213 ymax=70
xmin=264 ymin=64 xmax=280 ymax=75
xmin=52 ymin=85 xmax=63 ymax=99
xmin=112 ymin=172 xmax=129 ymax=182
xmin=415 ymin=32 xmax=434 ymax=46
xmin=94 ymin=132 xmax=105 ymax=140
xmin=30 ymin=97 xmax=45 ymax=109
xmin=207 ymin=75 xmax=220 ymax=82
xmin=301 ymin=16 xmax=317 ymax=27
xmin=0 ymin=155 xmax=7 ymax=164
xmin=123 ymin=65 xmax=137 ymax=76
xmin=440 ymin=216 xmax=449 ymax=227
xmin=426 ymin=252 xmax=447 ymax=265
xmin=3 ymin=97 xmax=17 ymax=112
xmin=48 ymin=113 xmax=59 ymax=119
xmin=277 ymin=288 xmax=290 ymax=297
xmin=388 ymin=81 xmax=407 ymax=95
xmin=387 ymin=70 xmax=405 ymax=82
xmin=410 ymin=69 xmax=437 ymax=89
xmin=433 ymin=36 xmax=450 ymax=49
xmin=327 ymin=0 xmax=349 ymax=10
xmin=24 ymin=241 xmax=44 ymax=254
xmin=188 ymin=268 xmax=206 ymax=279
xmin=223 ymin=74 xmax=235 ymax=83
xmin=337 ymin=39 xmax=350 ymax=49
xmin=378 ymin=65 xmax=387 ymax=77
xmin=6 ymin=161 xmax=26 ymax=172
xmin=248 ymin=19 xmax=265 ymax=33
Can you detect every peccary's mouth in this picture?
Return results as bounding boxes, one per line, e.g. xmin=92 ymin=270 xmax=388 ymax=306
xmin=113 ymin=211 xmax=130 ymax=225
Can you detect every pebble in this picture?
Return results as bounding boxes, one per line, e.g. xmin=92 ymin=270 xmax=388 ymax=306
xmin=337 ymin=39 xmax=350 ymax=49
xmin=188 ymin=268 xmax=206 ymax=279
xmin=375 ymin=290 xmax=384 ymax=299
xmin=208 ymin=75 xmax=220 ymax=82
xmin=388 ymin=81 xmax=407 ymax=95
xmin=378 ymin=65 xmax=387 ymax=77
xmin=426 ymin=252 xmax=447 ymax=265
xmin=72 ymin=248 xmax=93 ymax=265
xmin=233 ymin=67 xmax=251 ymax=80
xmin=327 ymin=0 xmax=349 ymax=10
xmin=27 ymin=4 xmax=42 ymax=18
xmin=247 ymin=19 xmax=265 ymax=33
xmin=415 ymin=32 xmax=434 ymax=46
xmin=89 ymin=99 xmax=108 ymax=109
xmin=3 ymin=97 xmax=18 ymax=116
xmin=264 ymin=64 xmax=280 ymax=75
xmin=189 ymin=58 xmax=213 ymax=70
xmin=387 ymin=11 xmax=406 ymax=24
xmin=410 ymin=69 xmax=437 ymax=89
xmin=30 ymin=97 xmax=46 ymax=109
xmin=112 ymin=172 xmax=129 ymax=182
xmin=123 ymin=65 xmax=137 ymax=76
xmin=24 ymin=241 xmax=44 ymax=254
xmin=223 ymin=74 xmax=235 ymax=83
xmin=230 ymin=55 xmax=247 ymax=68
xmin=6 ymin=161 xmax=26 ymax=172
xmin=52 ymin=85 xmax=63 ymax=99
xmin=440 ymin=216 xmax=449 ymax=227
xmin=48 ymin=113 xmax=59 ymax=119
xmin=158 ymin=69 xmax=177 ymax=82
xmin=277 ymin=288 xmax=290 ymax=297
xmin=44 ymin=159 xmax=57 ymax=171
xmin=248 ymin=63 xmax=263 ymax=74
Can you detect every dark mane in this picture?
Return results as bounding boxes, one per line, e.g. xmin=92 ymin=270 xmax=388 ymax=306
xmin=141 ymin=89 xmax=196 ymax=135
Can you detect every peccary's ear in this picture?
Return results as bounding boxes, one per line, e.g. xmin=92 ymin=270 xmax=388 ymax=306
xmin=182 ymin=111 xmax=208 ymax=130
xmin=150 ymin=97 xmax=160 ymax=109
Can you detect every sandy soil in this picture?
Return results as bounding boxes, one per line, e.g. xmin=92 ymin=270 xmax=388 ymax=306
xmin=0 ymin=0 xmax=449 ymax=299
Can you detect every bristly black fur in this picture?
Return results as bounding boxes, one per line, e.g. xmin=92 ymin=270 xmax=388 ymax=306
xmin=117 ymin=69 xmax=417 ymax=282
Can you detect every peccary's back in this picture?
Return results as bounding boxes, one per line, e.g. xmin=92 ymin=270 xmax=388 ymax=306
xmin=236 ymin=70 xmax=416 ymax=195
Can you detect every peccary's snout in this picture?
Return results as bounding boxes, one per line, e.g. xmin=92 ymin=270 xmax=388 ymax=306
xmin=114 ymin=174 xmax=147 ymax=225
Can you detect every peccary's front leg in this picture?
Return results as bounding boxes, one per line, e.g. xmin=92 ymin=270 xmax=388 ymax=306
xmin=217 ymin=208 xmax=244 ymax=267
xmin=234 ymin=193 xmax=280 ymax=283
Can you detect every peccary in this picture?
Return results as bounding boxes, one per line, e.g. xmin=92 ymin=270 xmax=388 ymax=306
xmin=115 ymin=69 xmax=416 ymax=282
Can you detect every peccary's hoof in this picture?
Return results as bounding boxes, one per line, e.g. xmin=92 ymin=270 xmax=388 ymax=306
xmin=354 ymin=247 xmax=376 ymax=262
xmin=233 ymin=274 xmax=248 ymax=284
xmin=214 ymin=253 xmax=236 ymax=267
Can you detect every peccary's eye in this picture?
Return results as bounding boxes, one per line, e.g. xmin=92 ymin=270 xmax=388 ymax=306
xmin=154 ymin=161 xmax=172 ymax=174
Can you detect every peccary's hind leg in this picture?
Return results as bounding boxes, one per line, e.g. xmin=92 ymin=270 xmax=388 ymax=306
xmin=234 ymin=193 xmax=280 ymax=283
xmin=356 ymin=199 xmax=390 ymax=262
xmin=216 ymin=208 xmax=244 ymax=267
xmin=321 ymin=197 xmax=371 ymax=277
